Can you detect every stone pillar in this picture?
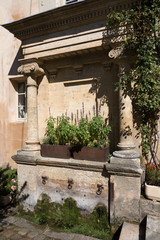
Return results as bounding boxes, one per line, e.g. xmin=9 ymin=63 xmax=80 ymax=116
xmin=18 ymin=62 xmax=44 ymax=152
xmin=108 ymin=48 xmax=142 ymax=226
xmin=117 ymin=60 xmax=135 ymax=150
xmin=108 ymin=47 xmax=139 ymax=163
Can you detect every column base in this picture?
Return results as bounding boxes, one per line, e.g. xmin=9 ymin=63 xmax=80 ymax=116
xmin=111 ymin=149 xmax=140 ymax=167
xmin=22 ymin=144 xmax=40 ymax=151
xmin=22 ymin=140 xmax=41 ymax=151
xmin=117 ymin=142 xmax=136 ymax=150
xmin=18 ymin=141 xmax=41 ymax=156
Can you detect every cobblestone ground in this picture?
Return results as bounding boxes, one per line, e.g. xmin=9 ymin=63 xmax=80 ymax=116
xmin=0 ymin=209 xmax=100 ymax=240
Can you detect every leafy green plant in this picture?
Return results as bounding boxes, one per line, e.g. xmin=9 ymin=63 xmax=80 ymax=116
xmin=75 ymin=116 xmax=111 ymax=148
xmin=44 ymin=116 xmax=57 ymax=144
xmin=88 ymin=116 xmax=111 ymax=148
xmin=43 ymin=116 xmax=77 ymax=146
xmin=56 ymin=116 xmax=77 ymax=145
xmin=75 ymin=118 xmax=90 ymax=146
xmin=43 ymin=115 xmax=111 ymax=149
xmin=0 ymin=167 xmax=17 ymax=197
xmin=106 ymin=0 xmax=160 ymax=165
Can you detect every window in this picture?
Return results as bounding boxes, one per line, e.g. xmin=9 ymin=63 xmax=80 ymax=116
xmin=66 ymin=0 xmax=78 ymax=4
xmin=18 ymin=82 xmax=26 ymax=119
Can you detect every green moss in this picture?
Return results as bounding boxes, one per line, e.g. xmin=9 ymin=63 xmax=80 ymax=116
xmin=62 ymin=198 xmax=80 ymax=228
xmin=34 ymin=194 xmax=63 ymax=226
xmin=88 ymin=206 xmax=110 ymax=230
xmin=17 ymin=195 xmax=112 ymax=240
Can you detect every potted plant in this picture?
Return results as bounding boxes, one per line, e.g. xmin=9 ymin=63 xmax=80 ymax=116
xmin=72 ymin=116 xmax=111 ymax=162
xmin=41 ymin=115 xmax=111 ymax=162
xmin=41 ymin=116 xmax=77 ymax=159
xmin=145 ymin=163 xmax=160 ymax=201
xmin=0 ymin=167 xmax=17 ymax=207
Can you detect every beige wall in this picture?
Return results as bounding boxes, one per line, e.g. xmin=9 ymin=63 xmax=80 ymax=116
xmin=37 ymin=55 xmax=119 ymax=152
xmin=0 ymin=0 xmax=39 ymax=167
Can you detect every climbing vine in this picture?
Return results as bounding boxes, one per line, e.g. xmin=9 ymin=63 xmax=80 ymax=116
xmin=106 ymin=0 xmax=160 ymax=165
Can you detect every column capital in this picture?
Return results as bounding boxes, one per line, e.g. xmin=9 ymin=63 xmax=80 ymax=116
xmin=18 ymin=62 xmax=44 ymax=77
xmin=108 ymin=45 xmax=123 ymax=60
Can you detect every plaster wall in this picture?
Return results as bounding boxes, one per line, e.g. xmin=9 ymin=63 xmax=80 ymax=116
xmin=0 ymin=0 xmax=39 ymax=167
xmin=39 ymin=0 xmax=66 ymax=12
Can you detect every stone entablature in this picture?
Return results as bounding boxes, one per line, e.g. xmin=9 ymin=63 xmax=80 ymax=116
xmin=3 ymin=0 xmax=137 ymax=41
xmin=22 ymin=26 xmax=106 ymax=60
xmin=3 ymin=0 xmax=136 ymax=63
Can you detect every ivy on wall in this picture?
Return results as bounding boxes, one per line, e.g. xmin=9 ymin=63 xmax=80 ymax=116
xmin=106 ymin=0 xmax=160 ymax=165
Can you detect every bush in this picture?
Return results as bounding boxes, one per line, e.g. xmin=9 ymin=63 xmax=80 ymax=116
xmin=0 ymin=167 xmax=17 ymax=196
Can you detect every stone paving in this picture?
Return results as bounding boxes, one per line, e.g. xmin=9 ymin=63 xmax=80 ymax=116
xmin=0 ymin=216 xmax=100 ymax=240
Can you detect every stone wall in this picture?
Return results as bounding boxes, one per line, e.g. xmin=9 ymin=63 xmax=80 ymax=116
xmin=14 ymin=153 xmax=142 ymax=225
xmin=17 ymin=157 xmax=109 ymax=213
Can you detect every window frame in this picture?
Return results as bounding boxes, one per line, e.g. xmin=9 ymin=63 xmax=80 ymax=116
xmin=17 ymin=82 xmax=27 ymax=120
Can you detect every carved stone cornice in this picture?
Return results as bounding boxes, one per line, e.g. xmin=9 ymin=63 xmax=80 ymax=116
xmin=73 ymin=65 xmax=83 ymax=74
xmin=2 ymin=0 xmax=137 ymax=41
xmin=18 ymin=62 xmax=44 ymax=77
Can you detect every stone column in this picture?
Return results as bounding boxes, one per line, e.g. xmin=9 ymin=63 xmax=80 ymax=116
xmin=18 ymin=62 xmax=44 ymax=152
xmin=108 ymin=48 xmax=142 ymax=227
xmin=117 ymin=60 xmax=135 ymax=151
xmin=108 ymin=47 xmax=139 ymax=162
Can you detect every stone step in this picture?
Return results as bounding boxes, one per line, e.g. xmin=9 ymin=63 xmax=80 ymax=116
xmin=119 ymin=222 xmax=139 ymax=240
xmin=146 ymin=215 xmax=160 ymax=240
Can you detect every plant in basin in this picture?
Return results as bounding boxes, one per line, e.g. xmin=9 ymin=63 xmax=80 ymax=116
xmin=41 ymin=116 xmax=77 ymax=158
xmin=73 ymin=116 xmax=111 ymax=162
xmin=145 ymin=163 xmax=160 ymax=201
xmin=42 ymin=115 xmax=111 ymax=162
xmin=88 ymin=116 xmax=111 ymax=148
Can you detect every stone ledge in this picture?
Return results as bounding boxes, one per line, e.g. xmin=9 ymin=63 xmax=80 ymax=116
xmin=12 ymin=154 xmax=37 ymax=165
xmin=140 ymin=198 xmax=160 ymax=221
xmin=12 ymin=154 xmax=105 ymax=172
xmin=12 ymin=153 xmax=142 ymax=176
xmin=37 ymin=157 xmax=105 ymax=172
xmin=119 ymin=222 xmax=139 ymax=240
xmin=105 ymin=163 xmax=142 ymax=177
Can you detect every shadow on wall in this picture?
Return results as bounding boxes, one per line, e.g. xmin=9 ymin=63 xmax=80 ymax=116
xmin=8 ymin=46 xmax=120 ymax=153
xmin=8 ymin=47 xmax=23 ymax=76
xmin=47 ymin=59 xmax=120 ymax=153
